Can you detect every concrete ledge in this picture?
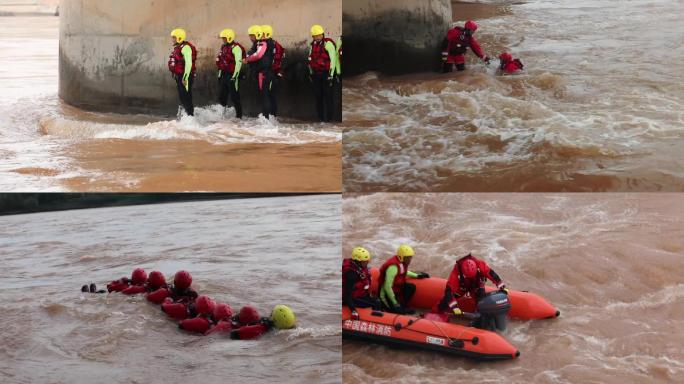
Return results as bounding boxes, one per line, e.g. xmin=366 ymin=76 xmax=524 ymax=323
xmin=343 ymin=0 xmax=452 ymax=76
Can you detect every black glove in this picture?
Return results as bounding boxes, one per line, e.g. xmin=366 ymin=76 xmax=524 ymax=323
xmin=391 ymin=305 xmax=406 ymax=315
xmin=392 ymin=305 xmax=415 ymax=315
xmin=415 ymin=272 xmax=430 ymax=279
xmin=484 ymin=56 xmax=491 ymax=65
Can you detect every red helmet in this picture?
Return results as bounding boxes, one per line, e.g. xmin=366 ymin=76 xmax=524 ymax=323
xmin=213 ymin=303 xmax=233 ymax=321
xmin=174 ymin=270 xmax=192 ymax=290
xmin=147 ymin=271 xmax=166 ymax=289
xmin=499 ymin=52 xmax=512 ymax=62
xmin=461 ymin=259 xmax=478 ymax=279
xmin=238 ymin=306 xmax=261 ymax=325
xmin=195 ymin=295 xmax=216 ymax=315
xmin=464 ymin=20 xmax=478 ymax=32
xmin=131 ymin=268 xmax=147 ymax=285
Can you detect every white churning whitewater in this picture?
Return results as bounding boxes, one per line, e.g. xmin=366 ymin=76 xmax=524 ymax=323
xmin=0 ymin=195 xmax=341 ymax=383
xmin=343 ymin=0 xmax=684 ymax=192
xmin=39 ymin=105 xmax=341 ymax=145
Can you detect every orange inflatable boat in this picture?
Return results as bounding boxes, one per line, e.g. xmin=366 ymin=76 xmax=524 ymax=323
xmin=342 ymin=268 xmax=559 ymax=360
xmin=369 ymin=268 xmax=559 ymax=320
xmin=342 ymin=306 xmax=520 ymax=360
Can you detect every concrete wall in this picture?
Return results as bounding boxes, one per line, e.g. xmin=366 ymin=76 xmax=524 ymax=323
xmin=343 ymin=0 xmax=451 ymax=76
xmin=59 ymin=0 xmax=341 ymax=120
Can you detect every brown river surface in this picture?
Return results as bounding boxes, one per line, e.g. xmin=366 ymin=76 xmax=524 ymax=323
xmin=343 ymin=0 xmax=684 ymax=192
xmin=342 ymin=193 xmax=684 ymax=383
xmin=0 ymin=16 xmax=341 ymax=192
xmin=0 ymin=195 xmax=341 ymax=383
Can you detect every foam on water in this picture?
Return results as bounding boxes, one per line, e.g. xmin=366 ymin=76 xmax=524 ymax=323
xmin=38 ymin=104 xmax=341 ymax=145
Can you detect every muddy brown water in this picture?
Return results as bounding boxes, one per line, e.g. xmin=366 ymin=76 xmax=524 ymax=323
xmin=343 ymin=0 xmax=684 ymax=192
xmin=0 ymin=195 xmax=341 ymax=383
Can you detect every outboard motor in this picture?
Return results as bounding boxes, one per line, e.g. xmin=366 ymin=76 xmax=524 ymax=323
xmin=475 ymin=291 xmax=511 ymax=331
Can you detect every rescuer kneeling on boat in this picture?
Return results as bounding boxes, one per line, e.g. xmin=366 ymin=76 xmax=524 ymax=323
xmin=434 ymin=253 xmax=507 ymax=317
xmin=379 ymin=245 xmax=430 ymax=314
xmin=343 ymin=247 xmax=381 ymax=320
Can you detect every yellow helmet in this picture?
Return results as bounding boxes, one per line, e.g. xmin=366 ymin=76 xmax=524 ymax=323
xmin=351 ymin=247 xmax=371 ymax=262
xmin=170 ymin=28 xmax=186 ymax=44
xmin=248 ymin=25 xmax=264 ymax=40
xmin=219 ymin=29 xmax=236 ymax=43
xmin=271 ymin=305 xmax=296 ymax=329
xmin=261 ymin=25 xmax=273 ymax=39
xmin=396 ymin=244 xmax=415 ymax=261
xmin=311 ymin=24 xmax=325 ymax=37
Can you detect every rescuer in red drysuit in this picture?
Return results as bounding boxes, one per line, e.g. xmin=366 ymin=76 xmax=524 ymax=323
xmin=119 ymin=270 xmax=168 ymax=295
xmin=441 ymin=20 xmax=490 ymax=73
xmin=158 ymin=270 xmax=200 ymax=320
xmin=178 ymin=295 xmax=222 ymax=333
xmin=432 ymin=253 xmax=507 ymax=318
xmin=497 ymin=52 xmax=524 ymax=75
xmin=103 ymin=268 xmax=148 ymax=293
xmin=82 ymin=269 xmax=168 ymax=294
xmin=179 ymin=301 xmax=271 ymax=339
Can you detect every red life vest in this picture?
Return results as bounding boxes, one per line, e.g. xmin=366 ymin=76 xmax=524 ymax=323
xmin=146 ymin=287 xmax=171 ymax=304
xmin=162 ymin=302 xmax=188 ymax=320
xmin=179 ymin=317 xmax=211 ymax=334
xmin=378 ymin=255 xmax=407 ymax=297
xmin=106 ymin=277 xmax=130 ymax=292
xmin=121 ymin=285 xmax=147 ymax=295
xmin=272 ymin=40 xmax=285 ymax=74
xmin=342 ymin=258 xmax=371 ymax=299
xmin=309 ymin=37 xmax=336 ymax=73
xmin=216 ymin=42 xmax=246 ymax=74
xmin=168 ymin=41 xmax=197 ymax=76
xmin=231 ymin=323 xmax=269 ymax=340
xmin=446 ymin=27 xmax=471 ymax=56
